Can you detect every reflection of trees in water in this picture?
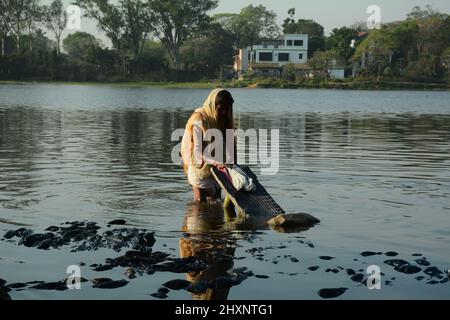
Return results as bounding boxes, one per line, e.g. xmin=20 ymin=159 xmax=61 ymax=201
xmin=0 ymin=106 xmax=63 ymax=202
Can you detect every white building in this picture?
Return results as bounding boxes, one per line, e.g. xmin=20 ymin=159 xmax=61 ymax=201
xmin=234 ymin=34 xmax=309 ymax=78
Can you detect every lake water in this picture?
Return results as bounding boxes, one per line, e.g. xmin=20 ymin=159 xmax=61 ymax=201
xmin=1 ymin=83 xmax=449 ymax=299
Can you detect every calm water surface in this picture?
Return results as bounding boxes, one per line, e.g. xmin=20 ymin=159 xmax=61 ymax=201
xmin=0 ymin=84 xmax=449 ymax=299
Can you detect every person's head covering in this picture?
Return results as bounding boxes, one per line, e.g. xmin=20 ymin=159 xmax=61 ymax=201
xmin=180 ymin=88 xmax=233 ymax=179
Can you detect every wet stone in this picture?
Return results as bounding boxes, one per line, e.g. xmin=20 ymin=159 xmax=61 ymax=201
xmin=255 ymin=275 xmax=270 ymax=279
xmin=163 ymin=279 xmax=192 ymax=291
xmin=351 ymin=273 xmax=365 ymax=283
xmin=308 ymin=266 xmax=319 ymax=271
xmin=415 ymin=258 xmax=430 ymax=266
xmin=346 ymin=269 xmax=356 ymax=276
xmin=290 ymin=257 xmax=299 ymax=263
xmin=31 ymin=281 xmax=68 ymax=291
xmin=8 ymin=283 xmax=27 ymax=289
xmin=318 ymin=288 xmax=347 ymax=299
xmin=412 ymin=253 xmax=423 ymax=257
xmin=151 ymin=291 xmax=168 ymax=299
xmin=415 ymin=276 xmax=425 ymax=281
xmin=424 ymin=267 xmax=444 ymax=279
xmin=319 ymin=256 xmax=334 ymax=261
xmin=92 ymin=279 xmax=129 ymax=289
xmin=385 ymin=251 xmax=398 ymax=257
xmin=108 ymin=219 xmax=127 ymax=226
xmin=361 ymin=251 xmax=377 ymax=257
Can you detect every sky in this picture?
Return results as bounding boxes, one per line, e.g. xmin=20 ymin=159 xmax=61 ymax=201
xmin=41 ymin=0 xmax=450 ymax=47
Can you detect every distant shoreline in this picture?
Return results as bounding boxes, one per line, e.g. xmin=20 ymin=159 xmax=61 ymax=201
xmin=0 ymin=80 xmax=449 ymax=91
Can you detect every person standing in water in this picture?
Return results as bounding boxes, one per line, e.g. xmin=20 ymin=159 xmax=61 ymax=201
xmin=181 ymin=89 xmax=236 ymax=203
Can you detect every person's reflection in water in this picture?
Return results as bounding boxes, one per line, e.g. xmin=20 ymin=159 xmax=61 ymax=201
xmin=179 ymin=201 xmax=237 ymax=300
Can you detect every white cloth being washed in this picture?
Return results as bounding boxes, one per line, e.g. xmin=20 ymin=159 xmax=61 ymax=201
xmin=226 ymin=165 xmax=256 ymax=192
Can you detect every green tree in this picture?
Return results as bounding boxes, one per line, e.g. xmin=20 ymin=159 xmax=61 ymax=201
xmin=148 ymin=0 xmax=219 ymax=68
xmin=43 ymin=0 xmax=67 ymax=55
xmin=354 ymin=27 xmax=396 ymax=81
xmin=180 ymin=22 xmax=234 ymax=76
xmin=282 ymin=8 xmax=325 ymax=57
xmin=326 ymin=27 xmax=358 ymax=63
xmin=63 ymin=32 xmax=100 ymax=61
xmin=308 ymin=50 xmax=340 ymax=82
xmin=0 ymin=1 xmax=13 ymax=56
xmin=214 ymin=5 xmax=281 ymax=49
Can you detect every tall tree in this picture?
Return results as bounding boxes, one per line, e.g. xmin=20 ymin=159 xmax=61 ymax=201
xmin=327 ymin=27 xmax=359 ymax=63
xmin=24 ymin=0 xmax=43 ymax=54
xmin=44 ymin=0 xmax=67 ymax=55
xmin=63 ymin=31 xmax=100 ymax=61
xmin=214 ymin=5 xmax=280 ymax=49
xmin=282 ymin=8 xmax=325 ymax=58
xmin=0 ymin=1 xmax=13 ymax=56
xmin=147 ymin=0 xmax=219 ymax=68
xmin=121 ymin=0 xmax=153 ymax=58
xmin=9 ymin=0 xmax=31 ymax=52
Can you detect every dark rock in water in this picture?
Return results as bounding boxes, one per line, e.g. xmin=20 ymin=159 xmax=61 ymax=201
xmin=255 ymin=275 xmax=270 ymax=279
xmin=440 ymin=278 xmax=449 ymax=284
xmin=424 ymin=266 xmax=444 ymax=279
xmin=427 ymin=280 xmax=440 ymax=285
xmin=0 ymin=287 xmax=11 ymax=300
xmin=45 ymin=226 xmax=59 ymax=232
xmin=108 ymin=219 xmax=127 ymax=226
xmin=93 ymin=264 xmax=114 ymax=272
xmin=124 ymin=267 xmax=137 ymax=279
xmin=319 ymin=256 xmax=334 ymax=261
xmin=384 ymin=259 xmax=422 ymax=274
xmin=361 ymin=251 xmax=377 ymax=257
xmin=415 ymin=276 xmax=425 ymax=281
xmin=290 ymin=257 xmax=299 ymax=263
xmin=3 ymin=230 xmax=16 ymax=239
xmin=395 ymin=264 xmax=421 ymax=275
xmin=31 ymin=281 xmax=67 ymax=291
xmin=308 ymin=266 xmax=319 ymax=271
xmin=186 ymin=282 xmax=209 ymax=295
xmin=415 ymin=258 xmax=430 ymax=267
xmin=318 ymin=288 xmax=347 ymax=299
xmin=385 ymin=251 xmax=398 ymax=257
xmin=26 ymin=281 xmax=44 ymax=285
xmin=412 ymin=253 xmax=423 ymax=257
xmin=351 ymin=273 xmax=365 ymax=283
xmin=22 ymin=233 xmax=54 ymax=247
xmin=346 ymin=269 xmax=356 ymax=276
xmin=385 ymin=281 xmax=392 ymax=286
xmin=7 ymin=283 xmax=27 ymax=289
xmin=92 ymin=278 xmax=113 ymax=286
xmin=92 ymin=279 xmax=129 ymax=289
xmin=0 ymin=279 xmax=6 ymax=286
xmin=157 ymin=287 xmax=170 ymax=294
xmin=210 ymin=277 xmax=237 ymax=290
xmin=151 ymin=291 xmax=168 ymax=299
xmin=163 ymin=279 xmax=191 ymax=290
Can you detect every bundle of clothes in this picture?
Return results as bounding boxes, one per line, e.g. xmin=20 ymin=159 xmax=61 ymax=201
xmin=219 ymin=165 xmax=256 ymax=192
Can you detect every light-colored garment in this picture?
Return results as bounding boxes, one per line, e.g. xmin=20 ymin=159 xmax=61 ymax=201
xmin=180 ymin=88 xmax=233 ymax=182
xmin=187 ymin=165 xmax=219 ymax=193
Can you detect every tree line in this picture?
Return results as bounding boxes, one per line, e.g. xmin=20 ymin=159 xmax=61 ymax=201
xmin=0 ymin=1 xmax=449 ymax=83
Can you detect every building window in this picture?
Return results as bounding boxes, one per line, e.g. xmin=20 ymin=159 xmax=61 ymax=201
xmin=299 ymin=53 xmax=304 ymax=60
xmin=259 ymin=52 xmax=273 ymax=62
xmin=294 ymin=40 xmax=304 ymax=46
xmin=286 ymin=40 xmax=293 ymax=46
xmin=278 ymin=53 xmax=289 ymax=62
